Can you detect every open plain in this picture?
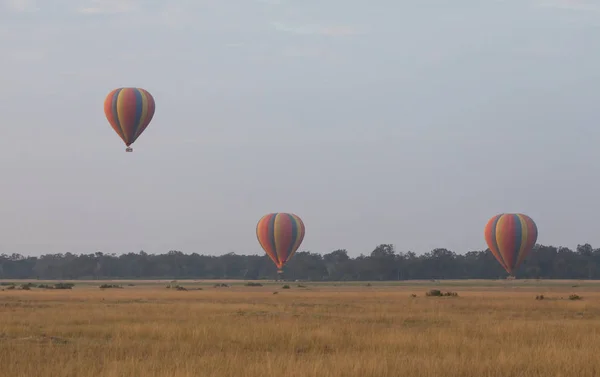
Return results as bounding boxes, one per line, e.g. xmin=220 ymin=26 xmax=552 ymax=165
xmin=0 ymin=280 xmax=599 ymax=377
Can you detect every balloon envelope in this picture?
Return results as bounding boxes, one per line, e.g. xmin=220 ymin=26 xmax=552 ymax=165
xmin=484 ymin=213 xmax=538 ymax=275
xmin=256 ymin=213 xmax=305 ymax=271
xmin=104 ymin=87 xmax=155 ymax=147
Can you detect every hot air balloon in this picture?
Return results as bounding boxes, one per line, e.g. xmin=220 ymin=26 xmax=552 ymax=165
xmin=256 ymin=213 xmax=305 ymax=280
xmin=104 ymin=87 xmax=156 ymax=152
xmin=484 ymin=213 xmax=538 ymax=277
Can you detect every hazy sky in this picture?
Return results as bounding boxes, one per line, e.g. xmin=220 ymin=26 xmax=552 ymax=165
xmin=1 ymin=0 xmax=600 ymax=257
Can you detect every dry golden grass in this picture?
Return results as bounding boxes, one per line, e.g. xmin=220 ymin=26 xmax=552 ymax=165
xmin=1 ymin=281 xmax=599 ymax=377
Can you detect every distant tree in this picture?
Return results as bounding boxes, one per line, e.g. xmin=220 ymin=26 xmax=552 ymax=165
xmin=323 ymin=249 xmax=350 ymax=280
xmin=0 ymin=243 xmax=598 ymax=280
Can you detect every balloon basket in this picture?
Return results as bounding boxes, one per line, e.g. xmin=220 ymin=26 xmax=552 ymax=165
xmin=125 ymin=147 xmax=133 ymax=152
xmin=276 ymin=270 xmax=284 ymax=282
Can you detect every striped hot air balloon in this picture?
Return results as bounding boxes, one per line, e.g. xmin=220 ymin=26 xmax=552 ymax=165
xmin=256 ymin=213 xmax=305 ymax=277
xmin=104 ymin=87 xmax=156 ymax=152
xmin=484 ymin=213 xmax=538 ymax=276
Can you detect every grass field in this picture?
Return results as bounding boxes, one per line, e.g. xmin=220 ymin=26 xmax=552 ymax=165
xmin=0 ymin=280 xmax=599 ymax=377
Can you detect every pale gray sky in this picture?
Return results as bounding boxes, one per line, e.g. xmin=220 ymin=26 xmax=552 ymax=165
xmin=1 ymin=0 xmax=600 ymax=257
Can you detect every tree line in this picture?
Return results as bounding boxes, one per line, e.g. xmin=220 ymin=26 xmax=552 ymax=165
xmin=1 ymin=243 xmax=599 ymax=280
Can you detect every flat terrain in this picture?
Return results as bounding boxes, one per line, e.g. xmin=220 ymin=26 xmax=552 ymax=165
xmin=0 ymin=280 xmax=599 ymax=377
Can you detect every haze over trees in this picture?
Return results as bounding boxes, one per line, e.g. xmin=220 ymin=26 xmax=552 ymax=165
xmin=0 ymin=244 xmax=599 ymax=280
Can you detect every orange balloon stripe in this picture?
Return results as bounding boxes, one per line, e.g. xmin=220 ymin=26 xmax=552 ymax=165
xmin=256 ymin=214 xmax=279 ymax=266
xmin=273 ymin=214 xmax=293 ymax=265
xmin=496 ymin=215 xmax=517 ymax=270
xmin=103 ymin=89 xmax=125 ymax=140
xmin=117 ymin=89 xmax=137 ymax=143
xmin=484 ymin=215 xmax=509 ymax=272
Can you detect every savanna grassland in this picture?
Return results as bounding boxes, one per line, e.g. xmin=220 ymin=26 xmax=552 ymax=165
xmin=1 ymin=280 xmax=600 ymax=377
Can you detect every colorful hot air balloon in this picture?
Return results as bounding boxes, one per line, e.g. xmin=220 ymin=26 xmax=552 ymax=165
xmin=104 ymin=88 xmax=156 ymax=152
xmin=484 ymin=213 xmax=538 ymax=277
xmin=256 ymin=213 xmax=305 ymax=279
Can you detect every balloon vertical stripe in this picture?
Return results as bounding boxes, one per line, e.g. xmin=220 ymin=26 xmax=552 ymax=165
xmin=132 ymin=89 xmax=144 ymax=137
xmin=516 ymin=214 xmax=538 ymax=268
xmin=257 ymin=213 xmax=305 ymax=270
xmin=289 ymin=214 xmax=304 ymax=261
xmin=485 ymin=215 xmax=507 ymax=271
xmin=135 ymin=91 xmax=153 ymax=139
xmin=484 ymin=213 xmax=538 ymax=275
xmin=107 ymin=88 xmax=124 ymax=139
xmin=274 ymin=214 xmax=292 ymax=264
xmin=288 ymin=215 xmax=299 ymax=260
xmin=268 ymin=214 xmax=279 ymax=265
xmin=495 ymin=215 xmax=517 ymax=269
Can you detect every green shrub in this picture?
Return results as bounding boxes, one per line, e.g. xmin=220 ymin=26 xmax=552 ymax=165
xmin=99 ymin=284 xmax=123 ymax=289
xmin=426 ymin=289 xmax=458 ymax=297
xmin=54 ymin=283 xmax=74 ymax=290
